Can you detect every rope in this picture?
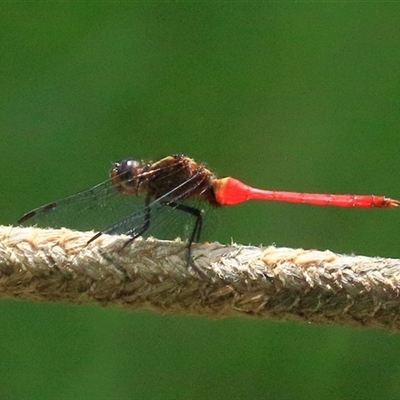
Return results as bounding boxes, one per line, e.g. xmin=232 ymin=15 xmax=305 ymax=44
xmin=1 ymin=225 xmax=400 ymax=331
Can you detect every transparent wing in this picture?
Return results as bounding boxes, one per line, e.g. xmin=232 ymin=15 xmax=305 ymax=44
xmin=101 ymin=172 xmax=214 ymax=242
xmin=102 ymin=198 xmax=210 ymax=242
xmin=18 ymin=168 xmax=216 ymax=243
xmin=18 ymin=178 xmax=148 ymax=233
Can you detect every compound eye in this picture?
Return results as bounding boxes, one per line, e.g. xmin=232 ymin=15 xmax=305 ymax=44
xmin=114 ymin=158 xmax=140 ymax=181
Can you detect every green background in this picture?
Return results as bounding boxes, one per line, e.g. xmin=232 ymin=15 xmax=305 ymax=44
xmin=1 ymin=3 xmax=400 ymax=399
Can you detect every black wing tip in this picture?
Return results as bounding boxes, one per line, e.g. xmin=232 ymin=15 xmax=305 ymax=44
xmin=18 ymin=202 xmax=57 ymax=224
xmin=18 ymin=211 xmax=36 ymax=224
xmin=87 ymin=231 xmax=103 ymax=244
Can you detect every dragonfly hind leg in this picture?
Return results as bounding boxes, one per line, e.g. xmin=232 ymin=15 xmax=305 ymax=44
xmin=166 ymin=202 xmax=206 ymax=277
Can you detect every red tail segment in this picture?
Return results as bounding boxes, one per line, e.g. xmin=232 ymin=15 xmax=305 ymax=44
xmin=213 ymin=177 xmax=399 ymax=208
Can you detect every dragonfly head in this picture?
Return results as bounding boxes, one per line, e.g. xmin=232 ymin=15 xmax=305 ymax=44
xmin=110 ymin=158 xmax=142 ymax=193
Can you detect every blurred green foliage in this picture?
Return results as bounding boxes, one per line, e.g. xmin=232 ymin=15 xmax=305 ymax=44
xmin=1 ymin=3 xmax=400 ymax=399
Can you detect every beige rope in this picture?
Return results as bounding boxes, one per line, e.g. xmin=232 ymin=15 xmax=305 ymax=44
xmin=1 ymin=225 xmax=400 ymax=331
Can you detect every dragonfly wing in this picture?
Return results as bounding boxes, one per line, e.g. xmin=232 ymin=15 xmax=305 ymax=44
xmin=19 ymin=166 xmax=214 ymax=241
xmin=18 ymin=179 xmax=147 ymax=233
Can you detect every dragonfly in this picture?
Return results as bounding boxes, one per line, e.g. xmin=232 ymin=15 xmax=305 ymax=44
xmin=19 ymin=153 xmax=399 ymax=255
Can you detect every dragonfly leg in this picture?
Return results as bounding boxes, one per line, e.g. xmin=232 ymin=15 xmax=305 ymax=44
xmin=87 ymin=205 xmax=151 ymax=246
xmin=166 ymin=202 xmax=203 ymax=244
xmin=166 ymin=202 xmax=206 ymax=277
xmin=124 ymin=205 xmax=151 ymax=239
xmin=118 ymin=205 xmax=151 ymax=249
